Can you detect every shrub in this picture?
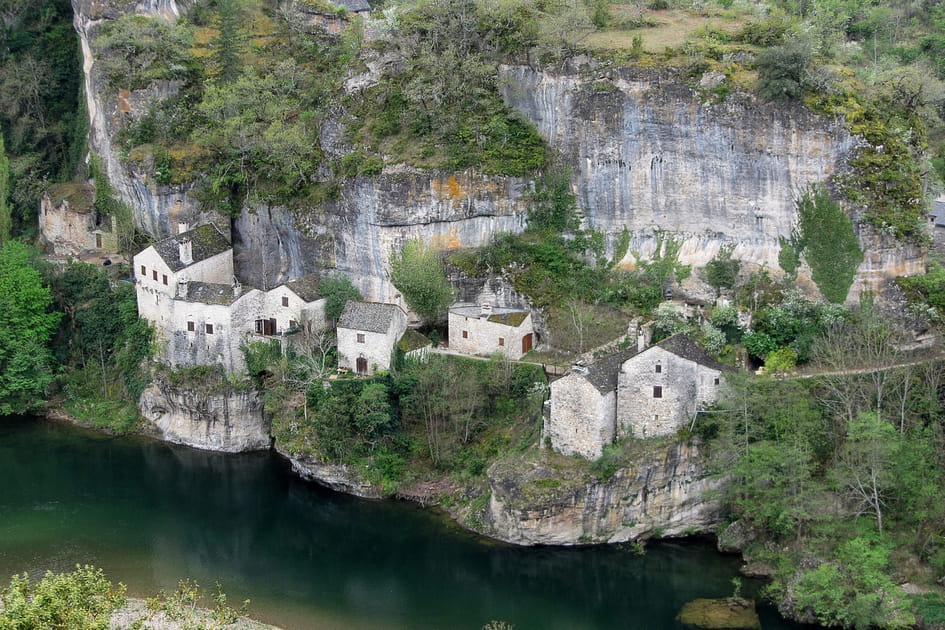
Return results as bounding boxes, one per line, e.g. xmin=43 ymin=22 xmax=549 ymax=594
xmin=756 ymin=40 xmax=811 ymax=101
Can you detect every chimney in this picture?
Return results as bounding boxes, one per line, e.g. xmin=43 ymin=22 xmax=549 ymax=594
xmin=232 ymin=277 xmax=242 ymax=297
xmin=480 ymin=302 xmax=493 ymax=319
xmin=637 ymin=329 xmax=646 ymax=353
xmin=179 ymin=239 xmax=193 ymax=265
xmin=177 ymin=278 xmax=189 ymax=299
xmin=178 ymin=221 xmax=188 ymax=234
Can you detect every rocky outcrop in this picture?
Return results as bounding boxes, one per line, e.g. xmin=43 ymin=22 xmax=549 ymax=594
xmin=481 ymin=440 xmax=722 ymax=545
xmin=280 ymin=449 xmax=383 ymax=499
xmin=38 ymin=182 xmax=118 ymax=257
xmin=138 ymin=377 xmax=270 ymax=452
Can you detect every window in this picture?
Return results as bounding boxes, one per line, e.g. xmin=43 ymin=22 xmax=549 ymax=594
xmin=206 ymin=323 xmax=214 ymax=334
xmin=96 ymin=234 xmax=103 ymax=248
xmin=498 ymin=337 xmax=505 ymax=346
xmin=653 ymin=386 xmax=662 ymax=398
xmin=282 ymin=296 xmax=289 ymax=307
xmin=655 ymin=363 xmax=661 ymax=373
xmin=152 ymin=270 xmax=158 ymax=281
xmin=714 ymin=377 xmax=720 ymax=385
xmin=357 ymin=333 xmax=365 ymax=343
xmin=162 ymin=274 xmax=168 ymax=286
xmin=140 ymin=265 xmax=146 ymax=276
xmin=462 ymin=330 xmax=468 ymax=339
xmin=289 ymin=320 xmax=297 ymax=330
xmin=187 ymin=321 xmax=195 ymax=332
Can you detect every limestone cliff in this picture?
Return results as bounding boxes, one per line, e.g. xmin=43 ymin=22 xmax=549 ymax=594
xmin=138 ymin=374 xmax=270 ymax=452
xmin=480 ymin=440 xmax=722 ymax=545
xmin=71 ymin=0 xmax=920 ymax=304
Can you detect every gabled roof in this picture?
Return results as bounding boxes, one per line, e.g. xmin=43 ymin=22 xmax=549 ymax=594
xmin=152 ymin=224 xmax=230 ymax=272
xmin=180 ymin=282 xmax=249 ymax=306
xmin=572 ymin=347 xmax=639 ymax=395
xmin=338 ymin=301 xmax=404 ymax=334
xmin=283 ymin=273 xmax=322 ymax=303
xmin=648 ymin=333 xmax=734 ymax=371
xmin=398 ymin=328 xmax=431 ymax=352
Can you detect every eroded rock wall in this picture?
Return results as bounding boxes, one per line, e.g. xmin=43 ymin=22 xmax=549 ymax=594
xmin=483 ymin=440 xmax=722 ymax=545
xmin=138 ymin=377 xmax=270 ymax=452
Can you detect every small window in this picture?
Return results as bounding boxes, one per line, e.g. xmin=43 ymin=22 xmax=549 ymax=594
xmin=462 ymin=330 xmax=468 ymax=339
xmin=655 ymin=363 xmax=661 ymax=373
xmin=140 ymin=265 xmax=146 ymax=276
xmin=187 ymin=321 xmax=195 ymax=332
xmin=152 ymin=270 xmax=158 ymax=281
xmin=162 ymin=274 xmax=168 ymax=286
xmin=653 ymin=386 xmax=662 ymax=398
xmin=714 ymin=377 xmax=720 ymax=385
xmin=96 ymin=234 xmax=103 ymax=248
xmin=357 ymin=333 xmax=365 ymax=343
xmin=498 ymin=337 xmax=505 ymax=346
xmin=289 ymin=320 xmax=297 ymax=329
xmin=206 ymin=323 xmax=214 ymax=334
xmin=282 ymin=296 xmax=289 ymax=307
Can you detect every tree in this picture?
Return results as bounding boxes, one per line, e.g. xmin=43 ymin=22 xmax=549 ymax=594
xmin=389 ymin=239 xmax=455 ymax=323
xmin=756 ymin=39 xmax=811 ymax=101
xmin=211 ymin=0 xmax=244 ymax=84
xmin=318 ymin=274 xmax=362 ymax=322
xmin=0 ymin=241 xmax=61 ymax=415
xmin=704 ymin=244 xmax=740 ymax=293
xmin=0 ymin=131 xmax=11 ymax=244
xmin=834 ymin=412 xmax=897 ymax=534
xmin=795 ymin=186 xmax=863 ymax=304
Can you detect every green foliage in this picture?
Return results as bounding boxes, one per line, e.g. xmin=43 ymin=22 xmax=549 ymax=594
xmin=777 ymin=234 xmax=802 ymax=281
xmin=526 ymin=169 xmax=580 ymax=234
xmin=0 ymin=132 xmax=11 ymax=244
xmin=897 ymin=263 xmax=945 ymax=321
xmin=795 ymin=186 xmax=862 ymax=304
xmin=211 ymin=0 xmax=245 ymax=84
xmin=0 ymin=241 xmax=62 ymax=415
xmin=704 ymin=244 xmax=740 ymax=292
xmin=0 ymin=565 xmax=126 ymax=629
xmin=389 ymin=239 xmax=455 ymax=323
xmin=94 ymin=13 xmax=196 ymax=90
xmin=88 ymin=156 xmax=135 ymax=251
xmin=590 ymin=442 xmax=624 ymax=481
xmin=318 ymin=274 xmax=362 ymax=322
xmin=763 ymin=346 xmax=797 ymax=372
xmin=755 ymin=39 xmax=811 ymax=102
xmin=0 ymin=0 xmax=81 ymax=235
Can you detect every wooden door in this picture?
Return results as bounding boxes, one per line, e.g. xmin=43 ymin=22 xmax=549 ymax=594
xmin=356 ymin=357 xmax=368 ymax=376
xmin=522 ymin=333 xmax=533 ymax=354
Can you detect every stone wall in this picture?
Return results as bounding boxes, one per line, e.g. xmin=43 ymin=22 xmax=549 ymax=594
xmin=39 ymin=183 xmax=118 ymax=256
xmin=617 ymin=346 xmax=722 ymax=439
xmin=447 ymin=308 xmax=534 ymax=359
xmin=337 ymin=311 xmax=407 ymax=375
xmin=546 ymin=373 xmax=615 ymax=459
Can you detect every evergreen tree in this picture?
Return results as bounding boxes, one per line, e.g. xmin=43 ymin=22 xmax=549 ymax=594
xmin=211 ymin=0 xmax=244 ymax=84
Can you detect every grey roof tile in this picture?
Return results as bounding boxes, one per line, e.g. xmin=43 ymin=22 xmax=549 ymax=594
xmin=152 ymin=224 xmax=230 ymax=272
xmin=338 ymin=301 xmax=403 ymax=334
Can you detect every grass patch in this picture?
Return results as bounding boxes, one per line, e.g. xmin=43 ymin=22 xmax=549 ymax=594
xmin=64 ymin=397 xmax=143 ymax=434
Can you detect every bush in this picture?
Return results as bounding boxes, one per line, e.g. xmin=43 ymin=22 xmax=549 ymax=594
xmin=756 ymin=40 xmax=811 ymax=101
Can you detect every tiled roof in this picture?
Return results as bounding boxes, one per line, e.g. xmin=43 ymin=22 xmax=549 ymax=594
xmin=180 ymin=282 xmax=246 ymax=306
xmin=152 ymin=224 xmax=230 ymax=272
xmin=932 ymin=198 xmax=945 ymax=228
xmin=576 ymin=347 xmax=640 ymax=394
xmin=338 ymin=301 xmax=403 ymax=334
xmin=283 ymin=273 xmax=322 ymax=303
xmin=654 ymin=333 xmax=734 ymax=371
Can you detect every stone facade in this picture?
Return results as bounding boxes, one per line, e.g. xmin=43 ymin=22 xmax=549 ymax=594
xmin=39 ymin=183 xmax=118 ymax=257
xmin=616 ymin=338 xmax=726 ymax=439
xmin=337 ymin=301 xmax=408 ymax=376
xmin=547 ymin=335 xmax=730 ymax=458
xmin=134 ymin=225 xmax=326 ymax=372
xmin=448 ymin=303 xmax=535 ymax=360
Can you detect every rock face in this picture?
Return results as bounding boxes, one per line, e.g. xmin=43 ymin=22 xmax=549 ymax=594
xmin=483 ymin=440 xmax=723 ymax=545
xmin=500 ymin=64 xmax=856 ymax=268
xmin=138 ymin=377 xmax=270 ymax=452
xmin=280 ymin=450 xmax=383 ymax=499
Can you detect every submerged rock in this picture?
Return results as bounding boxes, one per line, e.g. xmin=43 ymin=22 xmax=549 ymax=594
xmin=677 ymin=597 xmax=761 ymax=630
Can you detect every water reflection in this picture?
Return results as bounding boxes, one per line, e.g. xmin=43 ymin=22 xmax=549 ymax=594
xmin=0 ymin=417 xmax=805 ymax=630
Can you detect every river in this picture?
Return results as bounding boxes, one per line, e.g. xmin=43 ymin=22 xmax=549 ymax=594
xmin=0 ymin=417 xmax=806 ymax=630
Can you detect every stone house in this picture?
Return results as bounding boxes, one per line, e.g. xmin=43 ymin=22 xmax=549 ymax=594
xmin=39 ymin=182 xmax=119 ymax=257
xmin=546 ymin=334 xmax=731 ymax=459
xmin=295 ymin=0 xmax=371 ymax=34
xmin=337 ymin=301 xmax=408 ymax=376
xmin=447 ymin=302 xmax=535 ymax=360
xmin=134 ymin=225 xmax=327 ymax=372
xmin=616 ymin=334 xmax=729 ymax=439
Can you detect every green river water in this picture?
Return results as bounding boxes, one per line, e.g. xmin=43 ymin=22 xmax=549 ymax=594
xmin=0 ymin=416 xmax=808 ymax=630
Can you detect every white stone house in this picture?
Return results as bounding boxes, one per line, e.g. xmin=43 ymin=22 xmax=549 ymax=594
xmin=448 ymin=302 xmax=535 ymax=360
xmin=616 ymin=334 xmax=729 ymax=439
xmin=39 ymin=183 xmax=119 ymax=257
xmin=134 ymin=225 xmax=327 ymax=372
xmin=546 ymin=334 xmax=731 ymax=459
xmin=337 ymin=301 xmax=408 ymax=376
xmin=546 ymin=348 xmax=637 ymax=459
